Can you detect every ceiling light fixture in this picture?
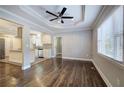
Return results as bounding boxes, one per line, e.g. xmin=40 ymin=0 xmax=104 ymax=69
xmin=57 ymin=20 xmax=61 ymax=23
xmin=72 ymin=18 xmax=74 ymax=21
xmin=46 ymin=7 xmax=74 ymax=24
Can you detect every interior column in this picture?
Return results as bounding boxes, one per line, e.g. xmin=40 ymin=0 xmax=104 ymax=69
xmin=22 ymin=27 xmax=31 ymax=70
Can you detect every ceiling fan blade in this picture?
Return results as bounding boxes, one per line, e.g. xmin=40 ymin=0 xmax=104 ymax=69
xmin=61 ymin=20 xmax=64 ymax=23
xmin=62 ymin=16 xmax=74 ymax=19
xmin=59 ymin=7 xmax=67 ymax=17
xmin=50 ymin=18 xmax=58 ymax=21
xmin=46 ymin=11 xmax=58 ymax=17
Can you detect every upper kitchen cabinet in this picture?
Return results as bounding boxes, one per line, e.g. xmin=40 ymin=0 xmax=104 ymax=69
xmin=42 ymin=33 xmax=52 ymax=44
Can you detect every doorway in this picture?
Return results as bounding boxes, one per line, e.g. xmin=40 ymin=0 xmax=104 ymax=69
xmin=56 ymin=37 xmax=62 ymax=58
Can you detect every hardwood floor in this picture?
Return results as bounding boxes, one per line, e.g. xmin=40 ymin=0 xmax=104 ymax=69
xmin=0 ymin=58 xmax=106 ymax=87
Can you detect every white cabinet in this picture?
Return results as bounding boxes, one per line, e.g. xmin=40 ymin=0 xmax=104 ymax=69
xmin=42 ymin=34 xmax=52 ymax=58
xmin=43 ymin=34 xmax=51 ymax=44
xmin=9 ymin=50 xmax=23 ymax=63
xmin=43 ymin=49 xmax=51 ymax=58
xmin=31 ymin=50 xmax=35 ymax=63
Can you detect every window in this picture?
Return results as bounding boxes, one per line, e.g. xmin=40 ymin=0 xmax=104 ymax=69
xmin=97 ymin=6 xmax=123 ymax=62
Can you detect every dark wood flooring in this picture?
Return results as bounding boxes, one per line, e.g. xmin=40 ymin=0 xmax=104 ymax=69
xmin=0 ymin=58 xmax=106 ymax=87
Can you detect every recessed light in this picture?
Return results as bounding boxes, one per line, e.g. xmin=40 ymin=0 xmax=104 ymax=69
xmin=72 ymin=19 xmax=74 ymax=21
xmin=58 ymin=20 xmax=61 ymax=23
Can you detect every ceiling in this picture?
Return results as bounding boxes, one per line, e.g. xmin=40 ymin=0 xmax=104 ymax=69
xmin=0 ymin=5 xmax=103 ymax=34
xmin=30 ymin=5 xmax=84 ymax=25
xmin=0 ymin=19 xmax=20 ymax=35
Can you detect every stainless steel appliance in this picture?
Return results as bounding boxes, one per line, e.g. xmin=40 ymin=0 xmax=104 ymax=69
xmin=0 ymin=38 xmax=5 ymax=59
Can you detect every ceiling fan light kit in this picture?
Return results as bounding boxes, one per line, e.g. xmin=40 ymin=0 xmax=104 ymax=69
xmin=46 ymin=7 xmax=74 ymax=24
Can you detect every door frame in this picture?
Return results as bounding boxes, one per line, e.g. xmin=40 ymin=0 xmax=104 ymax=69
xmin=53 ymin=36 xmax=62 ymax=57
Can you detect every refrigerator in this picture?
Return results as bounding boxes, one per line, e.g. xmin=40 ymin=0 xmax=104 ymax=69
xmin=0 ymin=38 xmax=5 ymax=59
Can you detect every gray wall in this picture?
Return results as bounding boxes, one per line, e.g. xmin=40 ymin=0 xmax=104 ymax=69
xmin=55 ymin=30 xmax=92 ymax=59
xmin=92 ymin=6 xmax=124 ymax=86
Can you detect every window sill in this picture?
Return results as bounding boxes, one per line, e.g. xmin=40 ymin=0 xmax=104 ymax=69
xmin=97 ymin=52 xmax=124 ymax=70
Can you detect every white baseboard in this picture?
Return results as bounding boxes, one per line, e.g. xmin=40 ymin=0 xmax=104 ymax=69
xmin=56 ymin=53 xmax=62 ymax=55
xmin=91 ymin=59 xmax=112 ymax=87
xmin=22 ymin=65 xmax=31 ymax=70
xmin=51 ymin=56 xmax=55 ymax=58
xmin=62 ymin=57 xmax=92 ymax=61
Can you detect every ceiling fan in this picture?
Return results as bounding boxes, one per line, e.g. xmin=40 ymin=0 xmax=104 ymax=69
xmin=46 ymin=7 xmax=74 ymax=23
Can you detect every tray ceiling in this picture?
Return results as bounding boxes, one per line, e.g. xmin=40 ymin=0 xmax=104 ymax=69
xmin=0 ymin=5 xmax=102 ymax=33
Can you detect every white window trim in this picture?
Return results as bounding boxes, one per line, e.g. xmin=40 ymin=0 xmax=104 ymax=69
xmin=97 ymin=30 xmax=124 ymax=64
xmin=97 ymin=6 xmax=124 ymax=65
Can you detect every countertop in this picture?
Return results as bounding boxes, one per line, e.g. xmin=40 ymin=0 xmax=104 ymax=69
xmin=10 ymin=50 xmax=22 ymax=52
xmin=10 ymin=49 xmax=35 ymax=52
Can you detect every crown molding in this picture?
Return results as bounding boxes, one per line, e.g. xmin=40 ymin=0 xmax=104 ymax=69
xmin=19 ymin=6 xmax=52 ymax=27
xmin=19 ymin=6 xmax=86 ymax=29
xmin=91 ymin=5 xmax=120 ymax=30
xmin=0 ymin=6 xmax=96 ymax=34
xmin=54 ymin=27 xmax=91 ymax=34
xmin=91 ymin=5 xmax=105 ymax=29
xmin=0 ymin=7 xmax=53 ymax=34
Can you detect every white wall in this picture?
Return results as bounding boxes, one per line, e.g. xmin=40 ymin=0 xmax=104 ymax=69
xmin=92 ymin=6 xmax=124 ymax=86
xmin=55 ymin=30 xmax=92 ymax=59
